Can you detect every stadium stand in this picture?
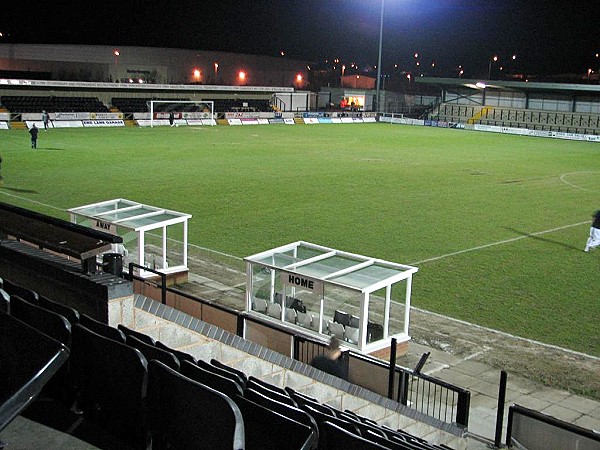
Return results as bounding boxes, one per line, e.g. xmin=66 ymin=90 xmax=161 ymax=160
xmin=434 ymin=103 xmax=600 ymax=134
xmin=0 ymin=96 xmax=108 ymax=113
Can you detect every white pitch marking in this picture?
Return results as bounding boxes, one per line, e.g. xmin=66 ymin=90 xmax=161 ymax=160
xmin=411 ymin=221 xmax=588 ymax=265
xmin=559 ymin=171 xmax=599 ymax=192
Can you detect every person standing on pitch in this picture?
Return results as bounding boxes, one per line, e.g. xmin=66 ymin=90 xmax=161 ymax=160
xmin=169 ymin=111 xmax=175 ymax=127
xmin=29 ymin=123 xmax=39 ymax=149
xmin=42 ymin=110 xmax=50 ymax=130
xmin=584 ymin=210 xmax=600 ymax=252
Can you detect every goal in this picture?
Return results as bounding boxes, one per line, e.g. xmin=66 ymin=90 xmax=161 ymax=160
xmin=147 ymin=100 xmax=215 ymax=127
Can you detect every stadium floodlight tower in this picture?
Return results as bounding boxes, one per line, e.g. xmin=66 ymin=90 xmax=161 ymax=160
xmin=375 ymin=0 xmax=385 ymax=113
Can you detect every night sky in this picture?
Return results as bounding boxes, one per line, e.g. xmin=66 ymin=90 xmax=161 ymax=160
xmin=1 ymin=0 xmax=598 ymax=78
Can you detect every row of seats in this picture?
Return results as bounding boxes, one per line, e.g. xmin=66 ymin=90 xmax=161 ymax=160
xmin=0 ymin=95 xmax=108 ymax=113
xmin=252 ymin=298 xmax=384 ymax=345
xmin=0 ymin=276 xmax=448 ymax=449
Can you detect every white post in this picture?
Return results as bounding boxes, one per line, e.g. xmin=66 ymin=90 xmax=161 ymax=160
xmin=138 ymin=231 xmax=145 ymax=275
xmin=359 ymin=292 xmax=369 ymax=350
xmin=383 ymin=285 xmax=391 ymax=339
xmin=183 ymin=220 xmax=188 ymax=269
xmin=404 ymin=277 xmax=412 ymax=335
xmin=162 ymin=225 xmax=167 ymax=270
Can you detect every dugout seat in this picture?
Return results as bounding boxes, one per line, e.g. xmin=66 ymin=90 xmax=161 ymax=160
xmin=320 ymin=421 xmax=389 ymax=450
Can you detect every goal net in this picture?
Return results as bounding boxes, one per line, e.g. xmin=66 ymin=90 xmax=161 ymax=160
xmin=147 ymin=100 xmax=215 ymax=127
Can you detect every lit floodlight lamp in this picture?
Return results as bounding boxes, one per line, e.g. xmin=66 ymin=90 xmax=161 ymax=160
xmin=476 ymin=82 xmax=487 ymax=88
xmin=296 ymin=74 xmax=303 ymax=82
xmin=193 ymin=68 xmax=201 ymax=80
xmin=238 ymin=71 xmax=246 ymax=81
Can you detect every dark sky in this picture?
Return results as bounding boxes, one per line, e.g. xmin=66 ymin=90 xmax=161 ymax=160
xmin=1 ymin=0 xmax=598 ymax=78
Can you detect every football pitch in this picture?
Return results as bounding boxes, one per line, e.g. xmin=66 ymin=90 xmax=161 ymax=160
xmin=1 ymin=123 xmax=599 ymax=356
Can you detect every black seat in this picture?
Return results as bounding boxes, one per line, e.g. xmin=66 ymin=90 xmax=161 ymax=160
xmin=38 ymin=295 xmax=80 ymax=326
xmin=210 ymin=359 xmax=247 ymax=387
xmin=302 ymin=403 xmax=361 ymax=441
xmin=0 ymin=313 xmax=69 ymax=432
xmin=180 ymin=360 xmax=243 ymax=400
xmin=125 ymin=334 xmax=180 ymax=372
xmin=147 ymin=359 xmax=245 ymax=450
xmin=72 ymin=323 xmax=149 ymax=449
xmin=156 ymin=340 xmax=197 ymax=364
xmin=334 ymin=310 xmax=351 ymax=327
xmin=320 ymin=421 xmax=390 ymax=450
xmin=241 ymin=388 xmax=318 ymax=441
xmin=9 ymin=295 xmax=71 ymax=348
xmin=235 ymin=395 xmax=318 ymax=450
xmin=197 ymin=359 xmax=245 ymax=389
xmin=246 ymin=377 xmax=297 ymax=407
xmin=118 ymin=324 xmax=156 ymax=345
xmin=0 ymin=289 xmax=9 ymax=313
xmin=79 ymin=314 xmax=125 ymax=343
xmin=3 ymin=279 xmax=39 ymax=304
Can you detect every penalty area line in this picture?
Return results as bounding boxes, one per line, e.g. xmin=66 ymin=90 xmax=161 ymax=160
xmin=412 ymin=221 xmax=589 ymax=266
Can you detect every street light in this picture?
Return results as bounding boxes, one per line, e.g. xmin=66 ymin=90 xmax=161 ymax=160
xmin=488 ymin=55 xmax=498 ymax=79
xmin=375 ymin=0 xmax=384 ymax=112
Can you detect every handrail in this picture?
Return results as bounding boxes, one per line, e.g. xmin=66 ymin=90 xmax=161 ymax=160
xmin=127 ymin=262 xmax=167 ymax=305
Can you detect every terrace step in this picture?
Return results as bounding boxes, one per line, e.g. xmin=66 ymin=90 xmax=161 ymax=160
xmin=10 ymin=121 xmax=27 ymax=129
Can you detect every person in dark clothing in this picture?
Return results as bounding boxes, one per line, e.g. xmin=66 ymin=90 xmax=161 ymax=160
xmin=310 ymin=337 xmax=347 ymax=380
xmin=169 ymin=111 xmax=175 ymax=127
xmin=584 ymin=210 xmax=600 ymax=252
xmin=29 ymin=124 xmax=39 ymax=148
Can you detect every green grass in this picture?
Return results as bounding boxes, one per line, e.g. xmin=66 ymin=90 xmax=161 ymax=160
xmin=1 ymin=124 xmax=599 ymax=355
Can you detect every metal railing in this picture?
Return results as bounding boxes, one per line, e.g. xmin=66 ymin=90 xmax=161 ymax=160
xmin=127 ymin=262 xmax=167 ymax=305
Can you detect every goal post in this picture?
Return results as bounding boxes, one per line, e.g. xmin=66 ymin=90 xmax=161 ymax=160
xmin=147 ymin=100 xmax=215 ymax=127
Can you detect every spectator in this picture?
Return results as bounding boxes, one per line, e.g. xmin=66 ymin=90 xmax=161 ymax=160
xmin=29 ymin=124 xmax=39 ymax=149
xmin=310 ymin=337 xmax=347 ymax=380
xmin=169 ymin=111 xmax=175 ymax=127
xmin=42 ymin=110 xmax=50 ymax=130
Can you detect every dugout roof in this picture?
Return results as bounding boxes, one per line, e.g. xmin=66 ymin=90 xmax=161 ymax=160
xmin=68 ymin=198 xmax=191 ymax=232
xmin=245 ymin=241 xmax=418 ymax=294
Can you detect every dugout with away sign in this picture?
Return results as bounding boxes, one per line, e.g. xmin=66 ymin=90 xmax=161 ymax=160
xmin=68 ymin=198 xmax=191 ymax=284
xmin=244 ymin=241 xmax=418 ymax=355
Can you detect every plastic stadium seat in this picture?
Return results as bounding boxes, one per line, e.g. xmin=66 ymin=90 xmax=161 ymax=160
xmin=156 ymin=340 xmax=197 ymax=365
xmin=267 ymin=302 xmax=282 ymax=319
xmin=79 ymin=314 xmax=126 ymax=343
xmin=3 ymin=279 xmax=39 ymax=304
xmin=118 ymin=323 xmax=156 ymax=345
xmin=320 ymin=421 xmax=389 ymax=450
xmin=181 ymin=360 xmax=243 ymax=400
xmin=210 ymin=359 xmax=248 ymax=386
xmin=285 ymin=307 xmax=297 ymax=324
xmin=328 ymin=320 xmax=345 ymax=340
xmin=252 ymin=297 xmax=268 ymax=313
xmin=38 ymin=295 xmax=80 ymax=327
xmin=344 ymin=326 xmax=359 ymax=344
xmin=72 ymin=323 xmax=149 ymax=449
xmin=297 ymin=311 xmax=313 ymax=328
xmin=198 ymin=359 xmax=245 ymax=389
xmin=0 ymin=289 xmax=9 ymax=314
xmin=126 ymin=334 xmax=180 ymax=372
xmin=147 ymin=360 xmax=245 ymax=450
xmin=0 ymin=313 xmax=69 ymax=433
xmin=235 ymin=395 xmax=318 ymax=450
